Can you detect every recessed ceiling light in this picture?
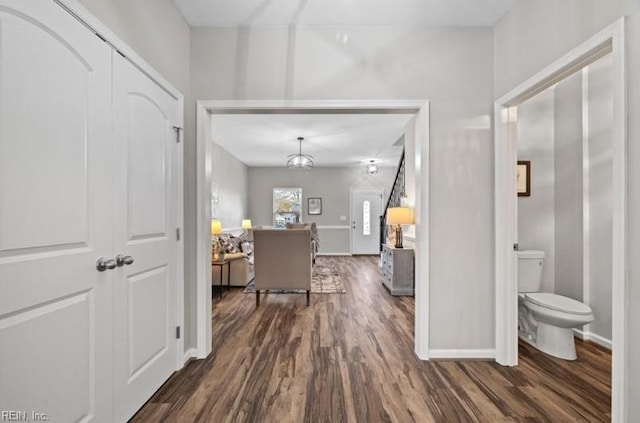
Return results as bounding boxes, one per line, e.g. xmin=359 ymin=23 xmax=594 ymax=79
xmin=366 ymin=160 xmax=379 ymax=174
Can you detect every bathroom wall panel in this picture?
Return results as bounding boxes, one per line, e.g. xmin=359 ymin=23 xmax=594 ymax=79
xmin=517 ymin=88 xmax=556 ymax=293
xmin=554 ymin=72 xmax=584 ymax=302
xmin=587 ymin=55 xmax=613 ymax=341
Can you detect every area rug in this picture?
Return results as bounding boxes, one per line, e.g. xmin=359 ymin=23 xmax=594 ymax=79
xmin=243 ymin=264 xmax=346 ymax=294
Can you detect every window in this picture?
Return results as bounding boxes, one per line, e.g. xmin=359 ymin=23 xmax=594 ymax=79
xmin=363 ymin=200 xmax=371 ymax=236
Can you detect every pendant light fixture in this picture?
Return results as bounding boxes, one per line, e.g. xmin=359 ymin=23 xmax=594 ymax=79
xmin=287 ymin=137 xmax=314 ymax=169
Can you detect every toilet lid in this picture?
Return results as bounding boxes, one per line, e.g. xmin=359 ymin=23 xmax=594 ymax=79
xmin=524 ymin=293 xmax=592 ymax=315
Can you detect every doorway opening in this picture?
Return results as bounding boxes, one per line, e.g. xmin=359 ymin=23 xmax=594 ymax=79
xmin=494 ymin=19 xmax=627 ymax=422
xmin=194 ymin=100 xmax=430 ymax=361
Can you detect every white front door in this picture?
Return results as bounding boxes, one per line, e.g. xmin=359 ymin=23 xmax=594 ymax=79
xmin=351 ymin=188 xmax=383 ymax=255
xmin=112 ymin=53 xmax=179 ymax=422
xmin=0 ymin=1 xmax=113 ymax=421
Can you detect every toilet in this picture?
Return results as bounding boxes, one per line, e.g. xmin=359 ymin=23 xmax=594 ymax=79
xmin=518 ymin=250 xmax=594 ymax=360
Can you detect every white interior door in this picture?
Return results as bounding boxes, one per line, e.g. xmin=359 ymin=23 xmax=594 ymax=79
xmin=351 ymin=188 xmax=383 ymax=255
xmin=112 ymin=53 xmax=179 ymax=422
xmin=0 ymin=1 xmax=113 ymax=421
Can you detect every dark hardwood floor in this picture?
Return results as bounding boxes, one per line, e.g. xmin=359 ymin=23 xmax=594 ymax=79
xmin=131 ymin=256 xmax=611 ymax=423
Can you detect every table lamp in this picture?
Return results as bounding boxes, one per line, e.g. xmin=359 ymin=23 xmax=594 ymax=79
xmin=386 ymin=207 xmax=414 ymax=248
xmin=211 ymin=219 xmax=222 ymax=260
xmin=241 ymin=219 xmax=252 ymax=240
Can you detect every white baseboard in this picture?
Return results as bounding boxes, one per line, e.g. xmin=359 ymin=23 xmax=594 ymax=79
xmin=573 ymin=329 xmax=612 ymax=350
xmin=183 ymin=348 xmax=197 ymax=364
xmin=429 ymin=349 xmax=496 ymax=360
xmin=415 ymin=348 xmax=429 ymax=361
xmin=317 ymin=253 xmax=351 ymax=256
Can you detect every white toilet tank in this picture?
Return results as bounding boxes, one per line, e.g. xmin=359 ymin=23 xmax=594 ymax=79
xmin=518 ymin=250 xmax=545 ymax=292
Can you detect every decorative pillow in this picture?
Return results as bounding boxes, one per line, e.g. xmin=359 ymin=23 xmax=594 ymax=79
xmin=219 ymin=234 xmax=241 ymax=253
xmin=231 ymin=236 xmax=243 ymax=253
xmin=211 ymin=238 xmax=222 ymax=261
xmin=215 ymin=233 xmax=229 ymax=253
xmin=240 ymin=240 xmax=253 ymax=255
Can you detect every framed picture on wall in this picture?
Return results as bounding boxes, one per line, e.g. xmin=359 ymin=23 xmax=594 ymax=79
xmin=273 ymin=187 xmax=302 ymax=229
xmin=517 ymin=160 xmax=531 ymax=197
xmin=308 ymin=197 xmax=322 ymax=215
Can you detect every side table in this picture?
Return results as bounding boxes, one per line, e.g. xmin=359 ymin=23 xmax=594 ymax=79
xmin=211 ymin=259 xmax=231 ymax=299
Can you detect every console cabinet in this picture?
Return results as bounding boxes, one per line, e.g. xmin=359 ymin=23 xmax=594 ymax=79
xmin=381 ymin=245 xmax=414 ymax=296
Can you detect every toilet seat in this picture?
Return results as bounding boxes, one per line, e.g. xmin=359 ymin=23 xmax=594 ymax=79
xmin=524 ymin=293 xmax=592 ymax=315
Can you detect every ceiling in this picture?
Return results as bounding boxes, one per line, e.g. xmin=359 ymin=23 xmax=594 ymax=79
xmin=210 ymin=113 xmax=414 ymax=168
xmin=174 ymin=0 xmax=514 ymax=27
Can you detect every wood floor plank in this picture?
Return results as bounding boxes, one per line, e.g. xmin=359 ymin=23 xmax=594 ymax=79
xmin=131 ymin=256 xmax=611 ymax=423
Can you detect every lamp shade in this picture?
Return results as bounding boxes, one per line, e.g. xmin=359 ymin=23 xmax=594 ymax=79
xmin=386 ymin=207 xmax=414 ymax=225
xmin=211 ymin=219 xmax=222 ymax=235
xmin=241 ymin=219 xmax=252 ymax=230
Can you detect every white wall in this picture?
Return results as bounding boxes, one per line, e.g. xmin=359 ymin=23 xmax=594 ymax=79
xmin=190 ymin=25 xmax=495 ymax=351
xmin=554 ymin=72 xmax=584 ymax=301
xmin=495 ymin=0 xmax=639 ymax=417
xmin=493 ymin=0 xmax=626 ymax=100
xmin=247 ymin=166 xmax=396 ymax=254
xmin=517 ymin=88 xmax=556 ymax=293
xmin=211 ymin=143 xmax=249 ymax=230
xmin=76 ymin=0 xmax=190 ymax=94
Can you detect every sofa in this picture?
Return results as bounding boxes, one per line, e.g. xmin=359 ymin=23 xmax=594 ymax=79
xmin=253 ymin=228 xmax=313 ymax=306
xmin=212 ymin=232 xmax=254 ymax=286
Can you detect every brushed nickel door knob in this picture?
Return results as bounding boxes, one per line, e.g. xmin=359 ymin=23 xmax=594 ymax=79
xmin=96 ymin=257 xmax=117 ymax=272
xmin=115 ymin=254 xmax=134 ymax=267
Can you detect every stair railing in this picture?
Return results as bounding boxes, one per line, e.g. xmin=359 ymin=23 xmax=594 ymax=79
xmin=380 ymin=149 xmax=405 ymax=250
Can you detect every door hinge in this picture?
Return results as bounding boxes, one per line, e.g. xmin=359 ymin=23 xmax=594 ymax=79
xmin=176 ymin=228 xmax=181 ymax=241
xmin=173 ymin=126 xmax=183 ymax=143
xmin=176 ymin=326 xmax=181 ymax=339
xmin=513 ymin=243 xmax=519 ymax=251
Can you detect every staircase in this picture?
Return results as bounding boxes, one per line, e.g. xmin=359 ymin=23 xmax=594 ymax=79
xmin=380 ymin=148 xmax=406 ymax=250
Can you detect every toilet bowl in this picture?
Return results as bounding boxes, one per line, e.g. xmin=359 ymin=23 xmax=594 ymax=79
xmin=517 ymin=250 xmax=594 ymax=360
xmin=520 ymin=292 xmax=594 ymax=360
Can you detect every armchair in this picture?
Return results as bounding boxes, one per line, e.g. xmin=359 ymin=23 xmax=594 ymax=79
xmin=252 ymin=228 xmax=312 ymax=306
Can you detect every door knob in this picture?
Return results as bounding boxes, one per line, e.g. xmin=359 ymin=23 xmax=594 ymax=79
xmin=96 ymin=257 xmax=117 ymax=272
xmin=115 ymin=254 xmax=134 ymax=267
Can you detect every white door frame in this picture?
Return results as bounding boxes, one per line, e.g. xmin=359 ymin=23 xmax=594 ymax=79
xmin=494 ymin=18 xmax=627 ymax=422
xmin=195 ymin=100 xmax=430 ymax=360
xmin=56 ymin=0 xmax=186 ymax=371
xmin=350 ymin=187 xmax=383 ymax=255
